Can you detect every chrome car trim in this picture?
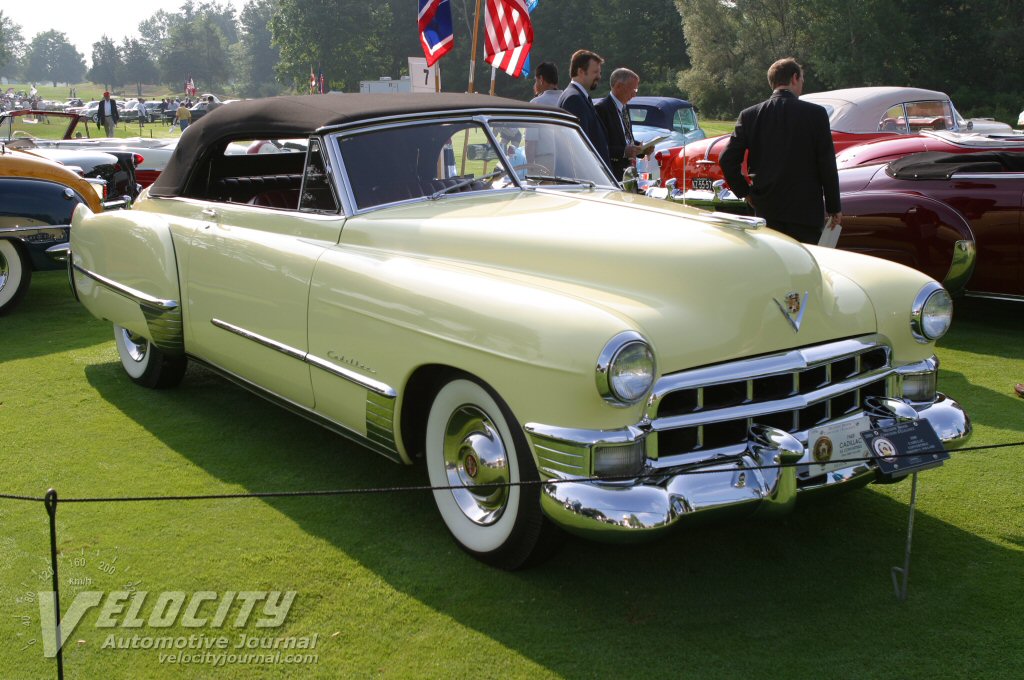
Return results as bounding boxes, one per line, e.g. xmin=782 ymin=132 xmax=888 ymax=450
xmin=72 ymin=263 xmax=183 ymax=351
xmin=910 ymin=281 xmax=950 ymax=343
xmin=942 ymin=239 xmax=976 ymax=294
xmin=186 ymin=355 xmax=403 ymax=463
xmin=963 ymin=291 xmax=1024 ymax=303
xmin=318 ymin=108 xmax=579 ymax=136
xmin=211 ymin=318 xmax=398 ymax=398
xmin=305 ymin=353 xmax=398 ymax=397
xmin=534 ymin=391 xmax=969 ymax=537
xmin=949 ymin=172 xmax=1024 ymax=179
xmin=366 ymin=392 xmax=399 ymax=452
xmin=45 ymin=242 xmax=70 ymax=264
xmin=73 ymin=263 xmax=179 ymax=311
xmin=0 ymin=224 xmax=72 ymax=235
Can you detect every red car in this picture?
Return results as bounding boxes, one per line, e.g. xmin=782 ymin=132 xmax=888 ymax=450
xmin=835 ymin=129 xmax=1024 ymax=169
xmin=839 ymin=151 xmax=1023 ymax=299
xmin=659 ymin=87 xmax=963 ymax=194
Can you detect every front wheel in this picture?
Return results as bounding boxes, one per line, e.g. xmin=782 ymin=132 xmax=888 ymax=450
xmin=425 ymin=377 xmax=561 ymax=569
xmin=113 ymin=324 xmax=187 ymax=389
xmin=0 ymin=239 xmax=31 ymax=315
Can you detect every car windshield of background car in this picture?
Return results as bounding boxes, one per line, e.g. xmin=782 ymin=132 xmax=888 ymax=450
xmin=672 ymin=109 xmax=697 ymax=134
xmin=336 ymin=120 xmax=611 ymax=210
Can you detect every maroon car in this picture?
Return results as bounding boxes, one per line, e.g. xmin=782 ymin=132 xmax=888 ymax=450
xmin=839 ymin=151 xmax=1023 ymax=300
xmin=836 ymin=129 xmax=1024 ymax=169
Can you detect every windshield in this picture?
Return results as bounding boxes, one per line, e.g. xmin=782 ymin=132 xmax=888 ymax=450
xmin=335 ymin=119 xmax=615 ymax=210
xmin=0 ymin=111 xmax=77 ymax=142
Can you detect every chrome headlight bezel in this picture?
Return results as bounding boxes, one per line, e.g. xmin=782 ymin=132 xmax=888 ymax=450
xmin=596 ymin=331 xmax=656 ymax=407
xmin=911 ymin=282 xmax=953 ymax=343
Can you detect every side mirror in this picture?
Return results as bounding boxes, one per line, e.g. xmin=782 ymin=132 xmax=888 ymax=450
xmin=621 ymin=166 xmax=639 ymax=193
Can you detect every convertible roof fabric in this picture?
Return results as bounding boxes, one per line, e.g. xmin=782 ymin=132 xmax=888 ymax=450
xmin=150 ymin=93 xmax=572 ymax=197
xmin=888 ymin=151 xmax=1024 ymax=180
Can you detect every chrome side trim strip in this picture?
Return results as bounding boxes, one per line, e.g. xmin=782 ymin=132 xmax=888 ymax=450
xmin=187 ymin=355 xmax=403 ymax=463
xmin=0 ymin=224 xmax=71 ymax=234
xmin=963 ymin=290 xmax=1024 ymax=303
xmin=211 ymin=318 xmax=397 ymax=398
xmin=211 ymin=317 xmax=304 ymax=360
xmin=942 ymin=239 xmax=976 ymax=295
xmin=73 ymin=263 xmax=179 ymax=310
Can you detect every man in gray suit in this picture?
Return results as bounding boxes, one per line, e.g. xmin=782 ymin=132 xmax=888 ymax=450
xmin=558 ymin=50 xmax=611 ymax=169
xmin=720 ymin=58 xmax=842 ymax=243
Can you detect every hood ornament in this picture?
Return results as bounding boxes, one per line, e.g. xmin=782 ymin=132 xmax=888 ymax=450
xmin=774 ymin=291 xmax=808 ymax=332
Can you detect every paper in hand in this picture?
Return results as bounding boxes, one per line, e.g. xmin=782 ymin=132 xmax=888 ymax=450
xmin=818 ymin=216 xmax=842 ymax=248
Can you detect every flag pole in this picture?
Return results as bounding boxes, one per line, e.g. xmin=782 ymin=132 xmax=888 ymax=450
xmin=489 ymin=66 xmax=496 ymax=96
xmin=467 ymin=0 xmax=483 ymax=93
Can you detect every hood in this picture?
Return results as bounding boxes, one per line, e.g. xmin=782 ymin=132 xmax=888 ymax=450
xmin=347 ymin=190 xmax=878 ymax=372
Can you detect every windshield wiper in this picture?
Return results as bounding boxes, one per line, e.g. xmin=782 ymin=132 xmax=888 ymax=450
xmin=523 ymin=174 xmax=596 ymax=188
xmin=428 ymin=167 xmax=507 ymax=200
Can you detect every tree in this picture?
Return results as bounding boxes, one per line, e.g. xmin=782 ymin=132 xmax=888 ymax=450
xmin=121 ymin=38 xmax=159 ymax=95
xmin=88 ymin=36 xmax=122 ymax=91
xmin=24 ymin=31 xmax=85 ymax=87
xmin=0 ymin=11 xmax=26 ymax=77
xmin=158 ymin=3 xmax=235 ymax=93
xmin=235 ymin=0 xmax=283 ymax=97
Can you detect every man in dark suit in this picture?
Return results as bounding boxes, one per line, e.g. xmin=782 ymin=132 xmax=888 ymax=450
xmin=719 ymin=57 xmax=842 ymax=243
xmin=595 ymin=67 xmax=644 ymax=181
xmin=558 ymin=50 xmax=611 ymax=169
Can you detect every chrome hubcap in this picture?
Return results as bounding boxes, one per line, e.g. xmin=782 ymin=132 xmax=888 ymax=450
xmin=443 ymin=405 xmax=510 ymax=526
xmin=0 ymin=249 xmax=9 ymax=290
xmin=120 ymin=327 xmax=149 ymax=363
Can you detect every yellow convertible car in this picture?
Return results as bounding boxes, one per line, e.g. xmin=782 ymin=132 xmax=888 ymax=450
xmin=70 ymin=94 xmax=970 ymax=568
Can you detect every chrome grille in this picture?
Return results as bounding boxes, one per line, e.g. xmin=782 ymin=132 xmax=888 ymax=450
xmin=648 ymin=339 xmax=893 ymax=463
xmin=691 ymin=177 xmax=713 ymax=191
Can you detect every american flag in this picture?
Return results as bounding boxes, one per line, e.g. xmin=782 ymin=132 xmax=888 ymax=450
xmin=484 ymin=0 xmax=534 ymax=78
xmin=318 ymin=66 xmax=326 ymax=94
xmin=309 ymin=66 xmax=316 ymax=94
xmin=185 ymin=76 xmax=197 ymax=97
xmin=418 ymin=0 xmax=454 ymax=67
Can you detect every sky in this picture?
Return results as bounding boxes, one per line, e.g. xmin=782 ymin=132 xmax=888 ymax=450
xmin=5 ymin=0 xmax=248 ymax=67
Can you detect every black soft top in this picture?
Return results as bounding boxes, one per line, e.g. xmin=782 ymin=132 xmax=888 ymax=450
xmin=150 ymin=93 xmax=573 ymax=197
xmin=888 ymin=151 xmax=1024 ymax=180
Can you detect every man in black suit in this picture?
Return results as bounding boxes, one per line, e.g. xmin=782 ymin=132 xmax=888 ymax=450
xmin=719 ymin=57 xmax=842 ymax=243
xmin=558 ymin=50 xmax=611 ymax=169
xmin=595 ymin=67 xmax=644 ymax=181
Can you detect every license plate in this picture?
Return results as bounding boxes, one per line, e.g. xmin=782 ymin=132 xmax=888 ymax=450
xmin=692 ymin=178 xmax=713 ymax=191
xmin=803 ymin=416 xmax=872 ymax=478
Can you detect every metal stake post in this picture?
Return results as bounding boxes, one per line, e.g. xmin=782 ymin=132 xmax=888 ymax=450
xmin=43 ymin=489 xmax=64 ymax=679
xmin=891 ymin=472 xmax=919 ymax=602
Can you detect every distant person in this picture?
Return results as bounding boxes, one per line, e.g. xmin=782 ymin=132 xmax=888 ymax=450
xmin=174 ymin=101 xmax=192 ymax=131
xmin=558 ymin=49 xmax=611 ymax=169
xmin=96 ymin=91 xmax=119 ymax=137
xmin=206 ymin=95 xmax=221 ymax=113
xmin=719 ymin=57 xmax=841 ymax=243
xmin=530 ymin=62 xmax=560 ymax=106
xmin=595 ymin=67 xmax=644 ymax=181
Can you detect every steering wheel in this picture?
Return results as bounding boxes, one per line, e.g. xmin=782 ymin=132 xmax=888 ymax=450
xmin=513 ymin=163 xmax=553 ymax=176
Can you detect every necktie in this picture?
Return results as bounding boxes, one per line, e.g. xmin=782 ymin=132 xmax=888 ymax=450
xmin=620 ymin=106 xmax=634 ymax=145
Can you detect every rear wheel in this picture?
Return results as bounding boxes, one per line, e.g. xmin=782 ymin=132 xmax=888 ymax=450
xmin=114 ymin=324 xmax=187 ymax=388
xmin=0 ymin=239 xmax=31 ymax=315
xmin=425 ymin=377 xmax=561 ymax=569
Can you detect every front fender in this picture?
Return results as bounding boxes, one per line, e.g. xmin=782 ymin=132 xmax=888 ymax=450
xmin=308 ymin=249 xmax=645 ymax=433
xmin=70 ymin=205 xmax=184 ymax=352
xmin=839 ymin=190 xmax=976 ymax=294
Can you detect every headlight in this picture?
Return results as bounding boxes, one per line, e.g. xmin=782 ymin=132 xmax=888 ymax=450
xmin=596 ymin=332 xmax=656 ymax=406
xmin=911 ymin=282 xmax=953 ymax=342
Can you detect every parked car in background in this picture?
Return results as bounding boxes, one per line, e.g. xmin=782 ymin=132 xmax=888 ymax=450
xmin=0 ymin=110 xmax=141 ymax=199
xmin=837 ymin=151 xmax=1024 ymax=300
xmin=69 ymin=93 xmax=969 ymax=568
xmin=660 ymin=87 xmax=967 ymax=194
xmin=836 ymin=129 xmax=1024 ymax=169
xmin=0 ymin=146 xmax=116 ymax=314
xmin=616 ymin=96 xmax=705 ymax=188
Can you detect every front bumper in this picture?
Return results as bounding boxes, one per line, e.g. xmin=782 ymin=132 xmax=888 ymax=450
xmin=529 ymin=391 xmax=970 ymax=540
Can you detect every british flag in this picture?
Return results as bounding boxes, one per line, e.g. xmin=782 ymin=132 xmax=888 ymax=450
xmin=484 ymin=0 xmax=534 ymax=78
xmin=418 ymin=0 xmax=454 ymax=67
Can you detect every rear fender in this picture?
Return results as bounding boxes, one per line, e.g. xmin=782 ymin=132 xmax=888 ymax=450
xmin=70 ymin=205 xmax=183 ymax=352
xmin=840 ymin=191 xmax=976 ymax=294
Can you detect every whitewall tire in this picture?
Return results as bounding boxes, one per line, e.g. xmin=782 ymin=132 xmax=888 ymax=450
xmin=425 ymin=377 xmax=560 ymax=569
xmin=113 ymin=324 xmax=187 ymax=389
xmin=0 ymin=239 xmax=31 ymax=315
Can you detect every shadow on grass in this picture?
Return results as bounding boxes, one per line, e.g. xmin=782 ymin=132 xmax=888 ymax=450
xmin=0 ymin=271 xmax=110 ymax=363
xmin=85 ymin=360 xmax=1024 ymax=678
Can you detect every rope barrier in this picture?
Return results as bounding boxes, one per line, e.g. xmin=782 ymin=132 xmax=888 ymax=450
xmin=1 ymin=439 xmax=1019 ymax=505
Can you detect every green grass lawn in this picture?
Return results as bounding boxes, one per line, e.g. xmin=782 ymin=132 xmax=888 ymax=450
xmin=1 ymin=271 xmax=1022 ymax=678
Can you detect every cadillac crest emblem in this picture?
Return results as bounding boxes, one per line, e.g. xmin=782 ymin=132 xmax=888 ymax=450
xmin=774 ymin=291 xmax=808 ymax=332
